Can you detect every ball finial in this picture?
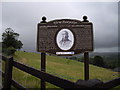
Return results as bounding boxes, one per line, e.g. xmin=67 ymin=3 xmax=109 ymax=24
xmin=83 ymin=16 xmax=87 ymax=20
xmin=42 ymin=16 xmax=46 ymax=21
xmin=83 ymin=16 xmax=89 ymax=22
xmin=41 ymin=16 xmax=47 ymax=23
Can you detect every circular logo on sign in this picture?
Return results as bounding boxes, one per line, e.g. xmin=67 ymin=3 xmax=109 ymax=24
xmin=56 ymin=29 xmax=74 ymax=50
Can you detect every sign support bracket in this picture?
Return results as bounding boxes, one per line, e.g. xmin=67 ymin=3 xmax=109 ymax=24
xmin=41 ymin=52 xmax=46 ymax=90
xmin=84 ymin=52 xmax=89 ymax=80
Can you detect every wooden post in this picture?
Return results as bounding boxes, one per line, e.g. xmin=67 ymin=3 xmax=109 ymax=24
xmin=41 ymin=53 xmax=46 ymax=90
xmin=39 ymin=17 xmax=47 ymax=90
xmin=84 ymin=52 xmax=89 ymax=80
xmin=3 ymin=57 xmax=13 ymax=89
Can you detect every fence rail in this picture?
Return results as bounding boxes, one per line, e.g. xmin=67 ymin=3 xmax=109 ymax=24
xmin=12 ymin=80 xmax=28 ymax=90
xmin=1 ymin=55 xmax=120 ymax=89
xmin=101 ymin=77 xmax=120 ymax=89
xmin=13 ymin=60 xmax=76 ymax=88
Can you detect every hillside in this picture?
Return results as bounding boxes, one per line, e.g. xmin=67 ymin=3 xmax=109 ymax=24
xmin=11 ymin=51 xmax=119 ymax=88
xmin=68 ymin=52 xmax=119 ymax=70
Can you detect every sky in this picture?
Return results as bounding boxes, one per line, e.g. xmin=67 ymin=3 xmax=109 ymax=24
xmin=1 ymin=1 xmax=119 ymax=52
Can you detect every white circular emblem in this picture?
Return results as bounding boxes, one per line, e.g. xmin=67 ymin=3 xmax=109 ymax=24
xmin=56 ymin=29 xmax=74 ymax=50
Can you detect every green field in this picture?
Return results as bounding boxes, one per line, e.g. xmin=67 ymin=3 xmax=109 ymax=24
xmin=2 ymin=51 xmax=120 ymax=89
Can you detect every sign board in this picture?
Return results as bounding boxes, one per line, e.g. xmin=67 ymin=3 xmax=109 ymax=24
xmin=37 ymin=18 xmax=93 ymax=55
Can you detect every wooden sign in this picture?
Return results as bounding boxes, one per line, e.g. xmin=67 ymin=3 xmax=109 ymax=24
xmin=37 ymin=16 xmax=93 ymax=55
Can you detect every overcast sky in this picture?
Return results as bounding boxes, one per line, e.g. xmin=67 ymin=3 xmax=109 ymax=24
xmin=1 ymin=2 xmax=119 ymax=52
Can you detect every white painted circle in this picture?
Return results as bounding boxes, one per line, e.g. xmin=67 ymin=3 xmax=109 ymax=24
xmin=56 ymin=29 xmax=74 ymax=50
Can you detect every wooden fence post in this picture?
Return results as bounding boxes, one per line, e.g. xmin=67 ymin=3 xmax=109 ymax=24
xmin=3 ymin=57 xmax=13 ymax=89
xmin=41 ymin=53 xmax=46 ymax=90
xmin=84 ymin=52 xmax=89 ymax=80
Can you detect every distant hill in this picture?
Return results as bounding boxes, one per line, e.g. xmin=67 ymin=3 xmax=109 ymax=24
xmin=75 ymin=52 xmax=118 ymax=57
xmin=89 ymin=52 xmax=118 ymax=57
xmin=65 ymin=52 xmax=119 ymax=71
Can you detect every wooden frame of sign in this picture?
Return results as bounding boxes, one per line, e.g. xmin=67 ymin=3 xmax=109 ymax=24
xmin=37 ymin=17 xmax=93 ymax=56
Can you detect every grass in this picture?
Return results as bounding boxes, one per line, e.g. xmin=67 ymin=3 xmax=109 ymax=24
xmin=2 ymin=51 xmax=120 ymax=89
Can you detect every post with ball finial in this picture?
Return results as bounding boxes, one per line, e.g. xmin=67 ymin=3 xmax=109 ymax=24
xmin=40 ymin=16 xmax=47 ymax=90
xmin=83 ymin=16 xmax=89 ymax=80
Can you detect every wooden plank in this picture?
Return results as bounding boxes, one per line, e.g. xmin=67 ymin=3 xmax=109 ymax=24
xmin=84 ymin=52 xmax=89 ymax=80
xmin=76 ymin=79 xmax=103 ymax=88
xmin=3 ymin=57 xmax=13 ymax=89
xmin=0 ymin=55 xmax=9 ymax=61
xmin=12 ymin=80 xmax=28 ymax=90
xmin=41 ymin=53 xmax=46 ymax=71
xmin=101 ymin=77 xmax=120 ymax=89
xmin=41 ymin=53 xmax=46 ymax=90
xmin=13 ymin=61 xmax=76 ymax=89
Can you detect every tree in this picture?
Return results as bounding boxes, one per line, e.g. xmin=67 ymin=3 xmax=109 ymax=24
xmin=2 ymin=28 xmax=23 ymax=55
xmin=93 ymin=56 xmax=105 ymax=67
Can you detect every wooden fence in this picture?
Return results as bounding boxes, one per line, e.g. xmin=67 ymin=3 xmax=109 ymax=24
xmin=1 ymin=55 xmax=120 ymax=89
